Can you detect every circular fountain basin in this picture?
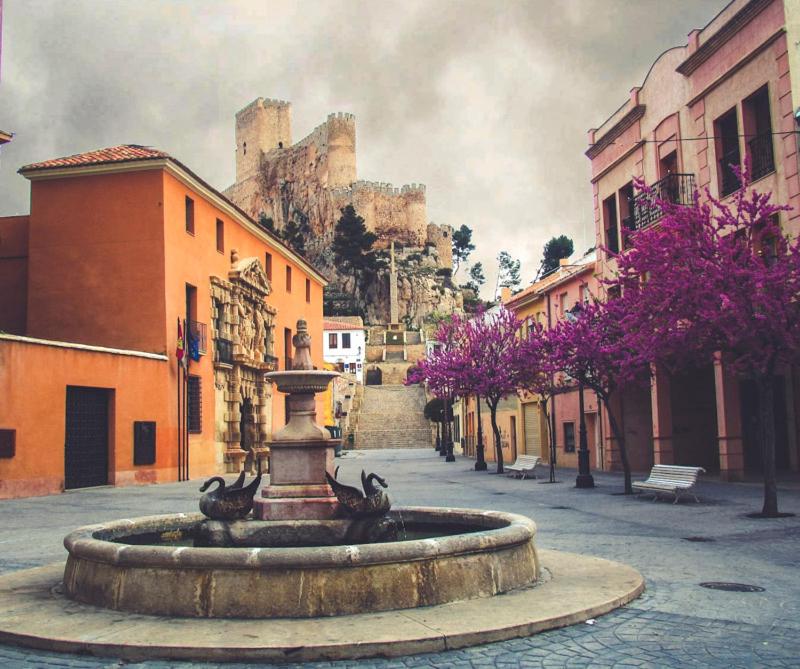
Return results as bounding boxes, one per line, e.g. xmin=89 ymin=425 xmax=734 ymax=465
xmin=63 ymin=507 xmax=539 ymax=618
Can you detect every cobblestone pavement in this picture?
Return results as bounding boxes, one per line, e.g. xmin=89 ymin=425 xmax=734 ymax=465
xmin=1 ymin=448 xmax=799 ymax=668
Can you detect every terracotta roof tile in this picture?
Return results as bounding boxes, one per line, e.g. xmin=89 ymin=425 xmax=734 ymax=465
xmin=20 ymin=145 xmax=169 ymax=171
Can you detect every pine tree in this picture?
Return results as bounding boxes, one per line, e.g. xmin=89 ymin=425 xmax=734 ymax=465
xmin=332 ymin=205 xmax=378 ymax=276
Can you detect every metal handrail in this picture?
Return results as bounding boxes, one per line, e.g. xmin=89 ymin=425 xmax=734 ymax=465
xmin=632 ymin=173 xmax=696 ymax=230
xmin=748 ymin=134 xmax=775 ymax=181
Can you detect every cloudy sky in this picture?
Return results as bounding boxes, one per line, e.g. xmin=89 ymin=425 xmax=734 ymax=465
xmin=0 ymin=0 xmax=725 ymax=293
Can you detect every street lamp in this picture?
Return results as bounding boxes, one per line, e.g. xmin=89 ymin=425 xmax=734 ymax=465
xmin=565 ymin=302 xmax=595 ymax=489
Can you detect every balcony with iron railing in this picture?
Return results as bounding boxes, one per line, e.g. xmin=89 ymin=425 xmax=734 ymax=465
xmin=747 ymin=134 xmax=775 ymax=182
xmin=188 ymin=320 xmax=207 ymax=355
xmin=631 ymin=173 xmax=696 ymax=231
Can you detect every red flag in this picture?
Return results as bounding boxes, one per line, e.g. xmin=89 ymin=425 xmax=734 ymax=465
xmin=176 ymin=318 xmax=185 ymax=363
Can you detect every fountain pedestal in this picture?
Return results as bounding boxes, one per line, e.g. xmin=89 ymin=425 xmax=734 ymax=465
xmin=253 ymin=321 xmax=341 ymax=521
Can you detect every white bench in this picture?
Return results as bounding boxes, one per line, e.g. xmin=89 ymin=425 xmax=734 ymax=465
xmin=506 ymin=455 xmax=542 ymax=479
xmin=632 ymin=464 xmax=706 ymax=503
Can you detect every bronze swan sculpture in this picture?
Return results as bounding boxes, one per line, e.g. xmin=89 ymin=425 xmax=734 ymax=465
xmin=326 ymin=468 xmax=391 ymax=518
xmin=199 ymin=461 xmax=262 ymax=520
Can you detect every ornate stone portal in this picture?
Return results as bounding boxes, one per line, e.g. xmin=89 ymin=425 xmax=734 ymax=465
xmin=211 ymin=250 xmax=277 ymax=473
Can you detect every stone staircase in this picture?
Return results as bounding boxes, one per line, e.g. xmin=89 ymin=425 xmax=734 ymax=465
xmin=354 ymin=384 xmax=432 ymax=450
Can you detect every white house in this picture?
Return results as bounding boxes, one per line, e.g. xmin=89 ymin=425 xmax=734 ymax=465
xmin=323 ymin=319 xmax=366 ymax=384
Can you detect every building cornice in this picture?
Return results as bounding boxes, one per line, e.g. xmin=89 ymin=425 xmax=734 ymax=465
xmin=685 ymin=28 xmax=785 ymax=107
xmin=0 ymin=333 xmax=168 ymax=360
xmin=676 ymin=0 xmax=773 ymax=76
xmin=20 ymin=158 xmax=328 ymax=286
xmin=586 ymin=105 xmax=646 ymax=160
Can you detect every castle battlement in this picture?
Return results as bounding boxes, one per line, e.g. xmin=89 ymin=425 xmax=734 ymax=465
xmin=348 ymin=180 xmax=426 ymax=197
xmin=327 ymin=112 xmax=355 ymax=122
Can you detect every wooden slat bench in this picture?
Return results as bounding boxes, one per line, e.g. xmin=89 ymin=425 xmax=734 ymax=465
xmin=632 ymin=464 xmax=706 ymax=503
xmin=506 ymin=455 xmax=542 ymax=479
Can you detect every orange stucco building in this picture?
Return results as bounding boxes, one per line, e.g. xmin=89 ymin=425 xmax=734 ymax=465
xmin=0 ymin=145 xmax=326 ymax=499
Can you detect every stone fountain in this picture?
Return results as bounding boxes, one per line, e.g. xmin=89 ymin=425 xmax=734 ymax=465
xmin=253 ymin=319 xmax=340 ymax=521
xmin=0 ymin=319 xmax=643 ymax=660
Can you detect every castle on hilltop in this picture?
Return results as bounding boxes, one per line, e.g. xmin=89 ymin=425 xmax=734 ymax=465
xmin=224 ymin=98 xmax=461 ymax=327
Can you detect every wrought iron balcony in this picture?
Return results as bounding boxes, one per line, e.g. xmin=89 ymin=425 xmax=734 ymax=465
xmin=632 ymin=173 xmax=696 ymax=231
xmin=214 ymin=337 xmax=233 ymax=365
xmin=748 ymin=134 xmax=775 ymax=182
xmin=188 ymin=320 xmax=207 ymax=355
xmin=718 ymin=148 xmax=741 ymax=197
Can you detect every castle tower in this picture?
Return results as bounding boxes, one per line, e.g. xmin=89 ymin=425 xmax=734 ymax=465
xmin=325 ymin=113 xmax=356 ymax=188
xmin=427 ymin=223 xmax=454 ymax=270
xmin=401 ymin=184 xmax=427 ymax=247
xmin=234 ymin=98 xmax=292 ymax=182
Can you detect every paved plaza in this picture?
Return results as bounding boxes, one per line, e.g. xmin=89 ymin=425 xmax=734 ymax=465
xmin=1 ymin=448 xmax=799 ymax=668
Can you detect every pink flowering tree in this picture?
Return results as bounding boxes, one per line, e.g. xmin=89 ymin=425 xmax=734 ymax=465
xmin=518 ymin=318 xmax=560 ymax=481
xmin=546 ymin=299 xmax=650 ymax=493
xmin=461 ymin=308 xmax=533 ymax=474
xmin=610 ymin=175 xmax=797 ymax=516
xmin=407 ymin=315 xmax=467 ymax=461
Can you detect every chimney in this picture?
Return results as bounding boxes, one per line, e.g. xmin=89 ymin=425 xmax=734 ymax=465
xmin=559 ymin=258 xmax=571 ymax=267
xmin=501 ymin=286 xmax=512 ymax=303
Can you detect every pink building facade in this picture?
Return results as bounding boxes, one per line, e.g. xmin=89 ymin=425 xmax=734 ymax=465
xmin=587 ymin=0 xmax=800 ymax=480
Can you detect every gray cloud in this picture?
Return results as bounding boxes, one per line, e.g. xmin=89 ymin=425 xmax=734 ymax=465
xmin=0 ymin=0 xmax=724 ymax=294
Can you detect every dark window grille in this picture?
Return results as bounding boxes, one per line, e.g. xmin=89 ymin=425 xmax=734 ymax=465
xmin=564 ymin=422 xmax=576 ymax=453
xmin=748 ymin=134 xmax=775 ymax=181
xmin=188 ymin=376 xmax=202 ymax=433
xmin=216 ymin=219 xmax=224 ymax=253
xmin=133 ymin=421 xmax=156 ymax=466
xmin=185 ymin=196 xmax=195 ymax=234
xmin=632 ymin=173 xmax=696 ymax=230
xmin=215 ymin=337 xmax=233 ymax=364
xmin=342 ymin=332 xmax=351 ymax=349
xmin=329 ymin=333 xmax=338 ymax=349
xmin=0 ymin=429 xmax=15 ymax=458
xmin=305 ymin=278 xmax=311 ymax=303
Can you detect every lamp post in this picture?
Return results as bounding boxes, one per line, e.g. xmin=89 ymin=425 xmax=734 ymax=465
xmin=445 ymin=392 xmax=456 ymax=462
xmin=475 ymin=395 xmax=487 ymax=471
xmin=566 ymin=303 xmax=595 ymax=489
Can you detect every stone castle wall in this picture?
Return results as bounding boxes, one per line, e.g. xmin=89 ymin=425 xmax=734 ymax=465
xmin=227 ymin=99 xmax=431 ymax=248
xmin=224 ymin=98 xmax=460 ymax=326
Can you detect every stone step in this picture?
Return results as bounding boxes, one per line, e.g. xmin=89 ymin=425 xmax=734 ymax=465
xmin=351 ymin=384 xmax=430 ymax=450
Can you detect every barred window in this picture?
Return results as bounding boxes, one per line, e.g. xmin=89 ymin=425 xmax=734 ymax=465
xmin=563 ymin=422 xmax=575 ymax=453
xmin=188 ymin=375 xmax=202 ymax=433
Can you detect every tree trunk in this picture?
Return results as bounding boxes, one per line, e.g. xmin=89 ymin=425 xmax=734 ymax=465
xmin=603 ymin=397 xmax=632 ymax=494
xmin=475 ymin=395 xmax=487 ymax=471
xmin=489 ymin=401 xmax=504 ymax=474
xmin=756 ymin=374 xmax=780 ymax=516
xmin=435 ymin=421 xmax=441 ymax=451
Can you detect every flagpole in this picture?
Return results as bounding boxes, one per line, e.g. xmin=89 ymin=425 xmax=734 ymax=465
xmin=184 ymin=318 xmax=189 ymax=481
xmin=176 ymin=317 xmax=182 ymax=482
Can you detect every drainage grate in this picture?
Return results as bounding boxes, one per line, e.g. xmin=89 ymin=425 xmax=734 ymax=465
xmin=550 ymin=505 xmax=573 ymax=510
xmin=683 ymin=536 xmax=716 ymax=542
xmin=699 ymin=582 xmax=765 ymax=592
xmin=492 ymin=492 xmax=506 ymax=496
